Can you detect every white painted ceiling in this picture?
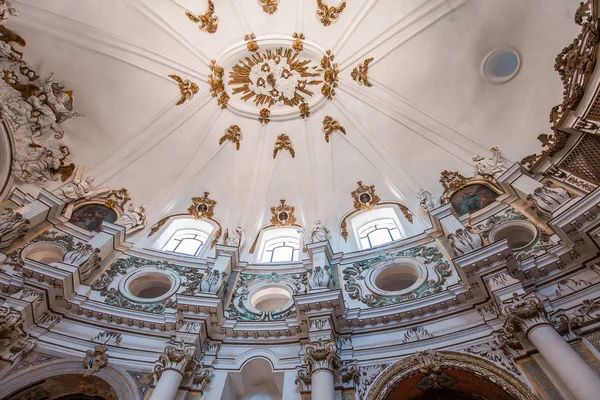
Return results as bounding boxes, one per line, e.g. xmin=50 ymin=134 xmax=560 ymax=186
xmin=7 ymin=0 xmax=581 ymax=251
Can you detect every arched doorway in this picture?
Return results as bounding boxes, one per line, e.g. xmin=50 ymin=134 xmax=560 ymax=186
xmin=3 ymin=374 xmax=118 ymax=400
xmin=367 ymin=350 xmax=539 ymax=400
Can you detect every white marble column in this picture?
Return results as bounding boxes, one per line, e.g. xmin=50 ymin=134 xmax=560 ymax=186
xmin=150 ymin=339 xmax=199 ymax=400
xmin=502 ymin=293 xmax=600 ymax=400
xmin=302 ymin=339 xmax=339 ymax=400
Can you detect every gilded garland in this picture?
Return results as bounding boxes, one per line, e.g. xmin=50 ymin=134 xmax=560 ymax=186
xmin=229 ymin=47 xmax=322 ymax=108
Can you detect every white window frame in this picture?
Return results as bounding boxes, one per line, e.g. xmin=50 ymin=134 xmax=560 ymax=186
xmin=162 ymin=229 xmax=209 ymax=256
xmin=151 ymin=217 xmax=216 ymax=258
xmin=256 ymin=227 xmax=303 ymax=264
xmin=350 ymin=206 xmax=407 ymax=250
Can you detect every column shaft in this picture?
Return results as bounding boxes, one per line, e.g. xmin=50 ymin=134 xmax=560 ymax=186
xmin=311 ymin=369 xmax=335 ymax=400
xmin=149 ymin=369 xmax=183 ymax=400
xmin=528 ymin=324 xmax=600 ymax=400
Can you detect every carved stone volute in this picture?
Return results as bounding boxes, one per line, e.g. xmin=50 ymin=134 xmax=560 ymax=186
xmin=154 ymin=339 xmax=199 ymax=379
xmin=501 ymin=292 xmax=552 ymax=337
xmin=303 ymin=339 xmax=341 ymax=375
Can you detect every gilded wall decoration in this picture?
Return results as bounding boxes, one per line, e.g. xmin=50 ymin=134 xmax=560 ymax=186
xmin=258 ymin=0 xmax=279 ymax=14
xmin=249 ymin=199 xmax=302 ymax=253
xmin=229 ymin=48 xmax=322 ymax=108
xmin=188 ymin=192 xmax=217 ymax=220
xmin=185 ymin=0 xmax=219 ymax=34
xmin=226 ymin=272 xmax=307 ymax=321
xmin=293 ymin=32 xmax=305 ymax=52
xmin=259 ymin=108 xmax=270 ymax=124
xmin=342 ymin=243 xmax=453 ymax=308
xmin=219 ymin=125 xmax=243 ymax=150
xmin=90 ymin=255 xmax=205 ymax=314
xmin=340 ymin=181 xmax=413 ymax=241
xmin=320 ymin=50 xmax=339 ymax=99
xmin=245 ymin=33 xmax=259 ymax=53
xmin=322 ymin=115 xmax=346 ymax=142
xmin=316 ymin=0 xmax=347 ymax=26
xmin=208 ymin=60 xmax=229 ymax=109
xmin=168 ymin=74 xmax=199 ymax=105
xmin=273 ymin=133 xmax=295 ymax=158
xmin=104 ymin=188 xmax=131 ymax=210
xmin=299 ymin=103 xmax=310 ymax=119
xmin=351 ymin=57 xmax=374 ymax=87
xmin=0 ymin=22 xmax=81 ymax=186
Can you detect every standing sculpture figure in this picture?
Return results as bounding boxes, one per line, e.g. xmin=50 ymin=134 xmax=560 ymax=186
xmin=311 ymin=220 xmax=330 ymax=243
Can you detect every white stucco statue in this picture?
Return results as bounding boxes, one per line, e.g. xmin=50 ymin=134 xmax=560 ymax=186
xmin=115 ymin=202 xmax=147 ymax=234
xmin=0 ymin=1 xmax=19 ymax=25
xmin=226 ymin=224 xmax=245 ymax=248
xmin=58 ymin=176 xmax=96 ymax=202
xmin=473 ymin=147 xmax=506 ymax=180
xmin=311 ymin=220 xmax=330 ymax=243
xmin=417 ymin=189 xmax=436 ymax=212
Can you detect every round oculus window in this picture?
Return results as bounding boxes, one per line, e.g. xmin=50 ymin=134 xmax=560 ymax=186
xmin=119 ymin=268 xmax=181 ymax=303
xmin=481 ymin=48 xmax=520 ymax=83
xmin=366 ymin=257 xmax=428 ymax=296
xmin=22 ymin=242 xmax=65 ymax=264
xmin=250 ymin=286 xmax=292 ymax=312
xmin=490 ymin=221 xmax=537 ymax=251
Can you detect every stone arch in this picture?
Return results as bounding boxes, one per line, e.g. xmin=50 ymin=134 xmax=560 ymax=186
xmin=0 ymin=120 xmax=14 ymax=201
xmin=366 ymin=350 xmax=538 ymax=400
xmin=1 ymin=358 xmax=141 ymax=400
xmin=236 ymin=348 xmax=283 ymax=370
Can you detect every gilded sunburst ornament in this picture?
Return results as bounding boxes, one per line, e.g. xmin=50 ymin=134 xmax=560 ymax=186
xmin=270 ymin=199 xmax=297 ymax=226
xmin=229 ymin=48 xmax=322 ymax=109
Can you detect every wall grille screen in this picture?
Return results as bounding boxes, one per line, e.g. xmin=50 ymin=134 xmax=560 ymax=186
xmin=559 ymin=134 xmax=600 ymax=184
xmin=586 ymin=88 xmax=600 ymax=122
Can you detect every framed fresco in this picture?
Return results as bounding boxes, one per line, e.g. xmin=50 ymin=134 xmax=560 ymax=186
xmin=450 ymin=183 xmax=499 ymax=216
xmin=69 ymin=203 xmax=118 ymax=232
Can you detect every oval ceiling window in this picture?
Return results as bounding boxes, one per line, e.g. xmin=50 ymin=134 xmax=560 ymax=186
xmin=481 ymin=48 xmax=520 ymax=83
xmin=490 ymin=221 xmax=537 ymax=251
xmin=374 ymin=264 xmax=420 ymax=292
xmin=129 ymin=273 xmax=173 ymax=299
xmin=250 ymin=287 xmax=292 ymax=312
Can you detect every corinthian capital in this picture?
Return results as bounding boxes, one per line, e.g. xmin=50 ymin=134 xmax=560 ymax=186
xmin=303 ymin=339 xmax=341 ymax=374
xmin=501 ymin=292 xmax=551 ymax=336
xmin=154 ymin=339 xmax=199 ymax=379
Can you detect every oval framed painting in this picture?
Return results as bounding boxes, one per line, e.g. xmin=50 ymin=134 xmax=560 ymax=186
xmin=450 ymin=183 xmax=499 ymax=216
xmin=69 ymin=203 xmax=118 ymax=232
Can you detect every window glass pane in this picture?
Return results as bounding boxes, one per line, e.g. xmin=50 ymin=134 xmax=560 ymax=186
xmin=163 ymin=240 xmax=179 ymax=252
xmin=389 ymin=227 xmax=401 ymax=240
xmin=271 ymin=246 xmax=294 ymax=262
xmin=174 ymin=238 xmax=202 ymax=256
xmin=367 ymin=228 xmax=394 ymax=247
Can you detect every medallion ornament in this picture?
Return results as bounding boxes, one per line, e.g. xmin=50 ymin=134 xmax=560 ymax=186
xmin=229 ymin=48 xmax=322 ymax=108
xmin=188 ymin=192 xmax=217 ymax=220
xmin=273 ymin=134 xmax=295 ymax=158
xmin=320 ymin=50 xmax=339 ymax=99
xmin=83 ymin=345 xmax=109 ymax=377
xmin=185 ymin=0 xmax=218 ymax=34
xmin=292 ymin=32 xmax=305 ymax=52
xmin=245 ymin=33 xmax=259 ymax=53
xmin=258 ymin=0 xmax=279 ymax=14
xmin=219 ymin=125 xmax=243 ymax=150
xmin=208 ymin=60 xmax=229 ymax=109
xmin=316 ymin=0 xmax=347 ymax=27
xmin=270 ymin=199 xmax=297 ymax=226
xmin=322 ymin=115 xmax=346 ymax=142
xmin=168 ymin=75 xmax=199 ymax=106
xmin=351 ymin=57 xmax=374 ymax=87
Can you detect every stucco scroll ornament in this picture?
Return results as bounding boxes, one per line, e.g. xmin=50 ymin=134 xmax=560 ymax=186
xmin=309 ymin=265 xmax=333 ymax=290
xmin=527 ymin=181 xmax=571 ymax=218
xmin=311 ymin=220 xmax=330 ymax=243
xmin=417 ymin=189 xmax=436 ymax=212
xmin=473 ymin=147 xmax=506 ymax=180
xmin=501 ymin=292 xmax=551 ymax=337
xmin=322 ymin=115 xmax=346 ymax=142
xmin=154 ymin=339 xmax=199 ymax=379
xmin=225 ymin=223 xmax=245 ymax=248
xmin=316 ymin=0 xmax=347 ymax=26
xmin=447 ymin=226 xmax=482 ymax=256
xmin=83 ymin=345 xmax=109 ymax=377
xmin=273 ymin=133 xmax=295 ymax=158
xmin=198 ymin=267 xmax=226 ymax=295
xmin=0 ymin=207 xmax=29 ymax=249
xmin=304 ymin=339 xmax=341 ymax=374
xmin=0 ymin=305 xmax=25 ymax=347
xmin=192 ymin=367 xmax=213 ymax=395
xmin=168 ymin=74 xmax=199 ymax=106
xmin=0 ymin=0 xmax=18 ymax=25
xmin=351 ymin=58 xmax=374 ymax=87
xmin=463 ymin=333 xmax=522 ymax=375
xmin=258 ymin=0 xmax=279 ymax=14
xmin=219 ymin=125 xmax=243 ymax=150
xmin=63 ymin=243 xmax=101 ymax=281
xmin=115 ymin=201 xmax=147 ymax=235
xmin=185 ymin=0 xmax=218 ymax=34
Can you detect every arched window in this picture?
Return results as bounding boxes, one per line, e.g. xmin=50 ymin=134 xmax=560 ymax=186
xmin=261 ymin=237 xmax=300 ymax=263
xmin=358 ymin=218 xmax=401 ymax=249
xmin=162 ymin=229 xmax=209 ymax=256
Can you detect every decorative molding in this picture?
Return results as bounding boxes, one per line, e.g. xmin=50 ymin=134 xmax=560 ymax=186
xmin=83 ymin=345 xmax=109 ymax=377
xmin=258 ymin=0 xmax=279 ymax=14
xmin=259 ymin=108 xmax=270 ymax=124
xmin=63 ymin=243 xmax=101 ymax=281
xmin=320 ymin=50 xmax=339 ymax=100
xmin=299 ymin=103 xmax=310 ymax=119
xmin=168 ymin=75 xmax=199 ymax=106
xmin=0 ymin=207 xmax=29 ymax=249
xmin=273 ymin=134 xmax=295 ymax=159
xmin=316 ymin=0 xmax=347 ymax=27
xmin=91 ymin=330 xmax=122 ymax=347
xmin=185 ymin=0 xmax=219 ymax=34
xmin=208 ymin=60 xmax=229 ymax=109
xmin=219 ymin=125 xmax=243 ymax=150
xmin=322 ymin=115 xmax=346 ymax=142
xmin=463 ymin=335 xmax=521 ymax=375
xmin=351 ymin=57 xmax=374 ymax=87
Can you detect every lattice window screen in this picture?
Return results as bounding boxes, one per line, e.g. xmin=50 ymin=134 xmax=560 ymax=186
xmin=586 ymin=89 xmax=600 ymax=122
xmin=559 ymin=134 xmax=600 ymax=184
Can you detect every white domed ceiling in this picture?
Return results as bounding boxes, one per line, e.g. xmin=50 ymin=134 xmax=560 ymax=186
xmin=6 ymin=0 xmax=581 ymax=251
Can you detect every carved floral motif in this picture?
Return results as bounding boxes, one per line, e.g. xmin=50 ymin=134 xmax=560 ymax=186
xmin=351 ymin=58 xmax=374 ymax=87
xmin=168 ymin=74 xmax=199 ymax=105
xmin=185 ymin=0 xmax=218 ymax=33
xmin=273 ymin=133 xmax=295 ymax=158
xmin=316 ymin=0 xmax=347 ymax=26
